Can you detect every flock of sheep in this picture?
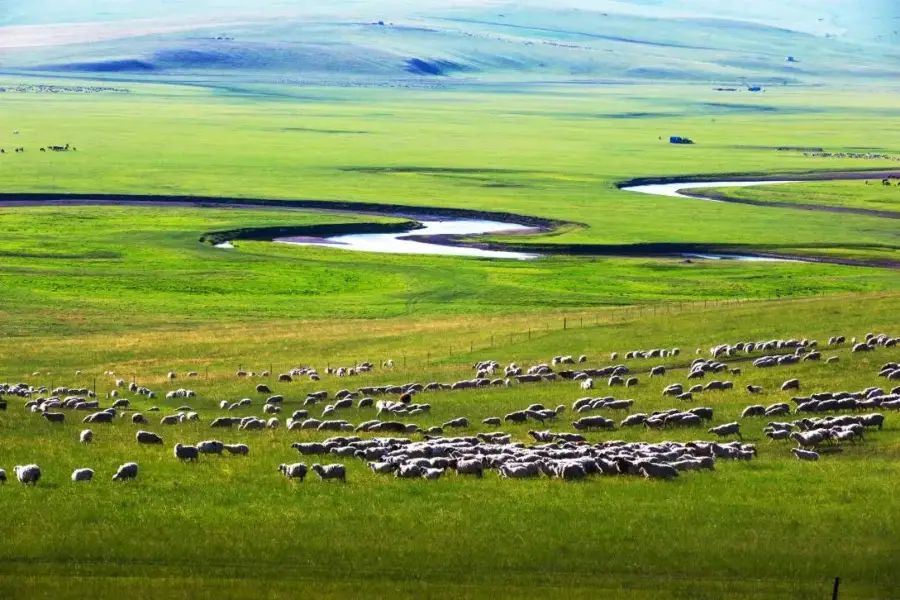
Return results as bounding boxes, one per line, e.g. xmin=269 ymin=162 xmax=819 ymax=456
xmin=1 ymin=330 xmax=896 ymax=487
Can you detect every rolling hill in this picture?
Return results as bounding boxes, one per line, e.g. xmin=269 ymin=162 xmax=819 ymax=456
xmin=0 ymin=1 xmax=898 ymax=84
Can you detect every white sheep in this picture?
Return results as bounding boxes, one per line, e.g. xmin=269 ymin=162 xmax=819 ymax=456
xmin=71 ymin=468 xmax=94 ymax=482
xmin=136 ymin=430 xmax=163 ymax=445
xmin=637 ymin=462 xmax=679 ymax=480
xmin=707 ymin=422 xmax=742 ymax=440
xmin=14 ymin=464 xmax=41 ymax=485
xmin=791 ymin=448 xmax=820 ymax=461
xmin=197 ymin=440 xmax=225 ymax=455
xmin=454 ymin=459 xmax=484 ymax=478
xmin=279 ymin=462 xmax=308 ymax=481
xmin=224 ymin=444 xmax=249 ymax=456
xmin=395 ymin=464 xmax=425 ymax=479
xmin=311 ymin=463 xmax=346 ymax=482
xmin=80 ymin=429 xmax=93 ymax=444
xmin=174 ymin=443 xmax=199 ymax=461
xmin=112 ymin=462 xmax=139 ymax=481
xmin=422 ymin=468 xmax=444 ymax=480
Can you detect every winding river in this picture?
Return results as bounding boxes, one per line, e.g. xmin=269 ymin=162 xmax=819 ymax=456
xmin=274 ymin=219 xmax=539 ymax=260
xmin=236 ymin=179 xmax=803 ymax=261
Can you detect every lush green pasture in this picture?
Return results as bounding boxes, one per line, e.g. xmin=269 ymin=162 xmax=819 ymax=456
xmin=701 ymin=180 xmax=900 ymax=213
xmin=0 ymin=205 xmax=898 ymax=340
xmin=1 ymin=297 xmax=899 ymax=600
xmin=0 ymin=82 xmax=899 ymax=262
xmin=2 ymin=80 xmax=900 ymax=599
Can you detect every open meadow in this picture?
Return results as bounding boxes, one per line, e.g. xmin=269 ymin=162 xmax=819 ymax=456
xmin=1 ymin=74 xmax=900 ymax=600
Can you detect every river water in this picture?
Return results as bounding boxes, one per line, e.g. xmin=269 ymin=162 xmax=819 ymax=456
xmin=215 ymin=179 xmax=797 ymax=261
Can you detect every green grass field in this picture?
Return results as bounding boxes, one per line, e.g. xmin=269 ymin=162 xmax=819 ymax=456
xmin=1 ymin=79 xmax=900 ymax=599
xmin=699 ymin=180 xmax=900 ymax=213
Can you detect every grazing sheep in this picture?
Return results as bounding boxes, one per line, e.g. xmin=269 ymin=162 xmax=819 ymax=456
xmin=256 ymin=384 xmax=271 ymax=394
xmin=556 ymin=462 xmax=587 ymax=481
xmin=224 ymin=444 xmax=249 ymax=456
xmin=41 ymin=412 xmax=65 ymax=424
xmin=638 ymin=462 xmax=679 ymax=480
xmin=291 ymin=442 xmax=328 ymax=456
xmin=71 ymin=468 xmax=94 ymax=482
xmin=112 ymin=462 xmax=139 ymax=481
xmin=765 ymin=429 xmax=792 ymax=442
xmin=174 ymin=443 xmax=199 ymax=461
xmin=14 ymin=464 xmax=41 ymax=485
xmin=747 ymin=385 xmax=763 ymax=394
xmin=741 ymin=405 xmax=766 ymax=419
xmin=422 ymin=468 xmax=444 ymax=480
xmin=197 ymin=440 xmax=225 ymax=455
xmin=455 ymin=459 xmax=484 ymax=478
xmin=580 ymin=378 xmax=594 ymax=390
xmin=707 ymin=422 xmax=742 ymax=440
xmin=861 ymin=414 xmax=885 ymax=430
xmin=279 ymin=463 xmax=308 ymax=481
xmin=160 ymin=415 xmax=181 ymax=426
xmin=311 ymin=463 xmax=347 ymax=482
xmin=210 ymin=417 xmax=234 ymax=428
xmin=442 ymin=417 xmax=469 ymax=429
xmin=791 ymin=448 xmax=820 ymax=461
xmin=368 ymin=461 xmax=395 ymax=474
xmin=500 ymin=463 xmax=541 ymax=479
xmin=395 ymin=464 xmax=425 ymax=479
xmin=504 ymin=411 xmax=528 ymax=423
xmin=132 ymin=413 xmax=148 ymax=424
xmin=0 ymin=469 xmax=5 ymax=483
xmin=80 ymin=430 xmax=93 ymax=444
xmin=482 ymin=417 xmax=502 ymax=426
xmin=136 ymin=430 xmax=163 ymax=445
xmin=83 ymin=411 xmax=113 ymax=424
xmin=572 ymin=416 xmax=615 ymax=431
xmin=781 ymin=379 xmax=801 ymax=392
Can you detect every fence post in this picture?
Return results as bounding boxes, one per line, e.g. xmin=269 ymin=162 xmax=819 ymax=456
xmin=832 ymin=577 xmax=840 ymax=600
xmin=564 ymin=318 xmax=567 ymax=330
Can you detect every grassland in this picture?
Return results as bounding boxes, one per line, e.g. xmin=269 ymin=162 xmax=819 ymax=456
xmin=698 ymin=180 xmax=900 ymax=214
xmin=1 ymin=82 xmax=899 ymax=264
xmin=1 ymin=296 xmax=899 ymax=600
xmin=1 ymin=79 xmax=900 ymax=599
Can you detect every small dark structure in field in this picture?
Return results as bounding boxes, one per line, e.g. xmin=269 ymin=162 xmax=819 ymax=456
xmin=669 ymin=136 xmax=694 ymax=145
xmin=748 ymin=86 xmax=763 ymax=92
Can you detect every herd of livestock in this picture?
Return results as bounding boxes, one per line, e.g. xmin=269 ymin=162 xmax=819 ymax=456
xmin=1 ymin=331 xmax=897 ymax=487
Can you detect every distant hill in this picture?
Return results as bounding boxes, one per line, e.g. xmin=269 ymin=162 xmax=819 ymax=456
xmin=1 ymin=1 xmax=897 ymax=84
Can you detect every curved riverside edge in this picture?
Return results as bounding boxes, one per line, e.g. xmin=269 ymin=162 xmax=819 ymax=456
xmin=619 ymin=170 xmax=900 ymax=220
xmin=0 ymin=171 xmax=896 ymax=267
